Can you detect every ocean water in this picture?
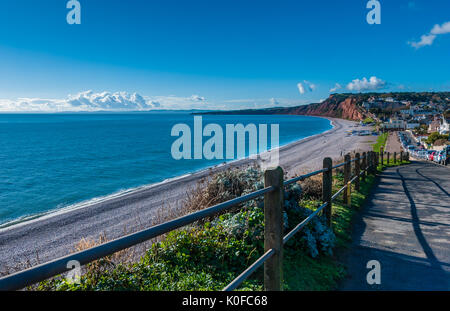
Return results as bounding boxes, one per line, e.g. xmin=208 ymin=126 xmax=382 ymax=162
xmin=0 ymin=113 xmax=332 ymax=225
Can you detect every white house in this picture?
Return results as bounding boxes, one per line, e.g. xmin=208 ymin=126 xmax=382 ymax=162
xmin=428 ymin=120 xmax=441 ymax=133
xmin=439 ymin=117 xmax=449 ymax=135
xmin=382 ymin=118 xmax=406 ymax=130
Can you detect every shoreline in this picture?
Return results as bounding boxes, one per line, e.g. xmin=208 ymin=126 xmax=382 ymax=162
xmin=0 ymin=116 xmax=334 ymax=231
xmin=0 ymin=117 xmax=377 ymax=272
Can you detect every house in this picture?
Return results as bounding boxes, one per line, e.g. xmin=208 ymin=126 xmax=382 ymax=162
xmin=382 ymin=118 xmax=406 ymax=130
xmin=428 ymin=120 xmax=441 ymax=133
xmin=406 ymin=123 xmax=420 ymax=129
xmin=439 ymin=117 xmax=450 ymax=135
xmin=400 ymin=109 xmax=413 ymax=116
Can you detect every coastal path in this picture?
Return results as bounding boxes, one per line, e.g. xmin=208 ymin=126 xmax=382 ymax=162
xmin=340 ymin=161 xmax=450 ymax=290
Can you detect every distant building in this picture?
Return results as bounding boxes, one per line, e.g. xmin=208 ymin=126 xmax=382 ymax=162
xmin=382 ymin=118 xmax=406 ymax=130
xmin=439 ymin=117 xmax=449 ymax=135
xmin=406 ymin=123 xmax=420 ymax=129
xmin=428 ymin=120 xmax=441 ymax=133
xmin=400 ymin=109 xmax=413 ymax=116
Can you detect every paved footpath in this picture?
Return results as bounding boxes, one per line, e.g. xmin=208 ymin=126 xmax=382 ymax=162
xmin=340 ymin=161 xmax=450 ymax=290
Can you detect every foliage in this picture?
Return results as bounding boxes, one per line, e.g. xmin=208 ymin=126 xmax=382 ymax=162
xmin=426 ymin=132 xmax=449 ymax=145
xmin=37 ymin=164 xmax=381 ymax=291
xmin=363 ymin=117 xmax=375 ymax=124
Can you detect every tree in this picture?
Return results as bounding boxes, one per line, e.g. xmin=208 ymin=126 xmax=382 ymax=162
xmin=426 ymin=132 xmax=449 ymax=145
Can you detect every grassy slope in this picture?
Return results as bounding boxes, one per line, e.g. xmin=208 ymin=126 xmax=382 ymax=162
xmin=283 ymin=174 xmax=377 ymax=290
xmin=372 ymin=132 xmax=388 ymax=153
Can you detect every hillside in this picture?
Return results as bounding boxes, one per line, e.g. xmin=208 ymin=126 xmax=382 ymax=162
xmin=199 ymin=92 xmax=450 ymax=121
xmin=198 ymin=94 xmax=368 ymax=121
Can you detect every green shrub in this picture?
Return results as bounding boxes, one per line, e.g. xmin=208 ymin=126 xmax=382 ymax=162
xmin=37 ymin=166 xmax=378 ymax=291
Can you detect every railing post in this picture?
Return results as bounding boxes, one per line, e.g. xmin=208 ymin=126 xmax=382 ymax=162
xmin=381 ymin=147 xmax=384 ymax=166
xmin=264 ymin=167 xmax=284 ymax=291
xmin=362 ymin=152 xmax=366 ymax=181
xmin=355 ymin=153 xmax=360 ymax=191
xmin=400 ymin=151 xmax=403 ymax=163
xmin=343 ymin=154 xmax=351 ymax=205
xmin=387 ymin=152 xmax=390 ymax=165
xmin=346 ymin=181 xmax=352 ymax=208
xmin=371 ymin=152 xmax=376 ymax=174
xmin=372 ymin=152 xmax=376 ymax=173
xmin=406 ymin=152 xmax=410 ymax=161
xmin=322 ymin=157 xmax=333 ymax=228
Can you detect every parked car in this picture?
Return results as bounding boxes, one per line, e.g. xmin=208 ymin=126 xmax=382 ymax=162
xmin=428 ymin=151 xmax=436 ymax=161
xmin=434 ymin=150 xmax=446 ymax=164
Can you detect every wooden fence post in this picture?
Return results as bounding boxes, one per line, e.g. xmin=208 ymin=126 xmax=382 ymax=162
xmin=372 ymin=152 xmax=376 ymax=174
xmin=362 ymin=152 xmax=366 ymax=181
xmin=264 ymin=167 xmax=284 ymax=291
xmin=343 ymin=154 xmax=351 ymax=205
xmin=394 ymin=152 xmax=397 ymax=164
xmin=372 ymin=152 xmax=376 ymax=173
xmin=381 ymin=147 xmax=384 ymax=166
xmin=346 ymin=181 xmax=352 ymax=208
xmin=322 ymin=158 xmax=333 ymax=228
xmin=355 ymin=153 xmax=360 ymax=191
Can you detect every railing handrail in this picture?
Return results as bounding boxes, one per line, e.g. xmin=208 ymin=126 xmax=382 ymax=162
xmin=0 ymin=152 xmax=378 ymax=291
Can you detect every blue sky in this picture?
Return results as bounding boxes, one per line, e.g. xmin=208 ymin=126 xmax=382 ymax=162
xmin=0 ymin=0 xmax=449 ymax=111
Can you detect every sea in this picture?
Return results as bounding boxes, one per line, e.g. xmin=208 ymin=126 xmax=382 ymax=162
xmin=0 ymin=113 xmax=332 ymax=226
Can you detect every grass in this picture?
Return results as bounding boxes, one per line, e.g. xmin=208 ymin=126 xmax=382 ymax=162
xmin=372 ymin=132 xmax=388 ymax=153
xmin=282 ymin=172 xmax=377 ymax=290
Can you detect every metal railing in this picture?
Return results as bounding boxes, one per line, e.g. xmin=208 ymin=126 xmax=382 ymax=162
xmin=0 ymin=150 xmax=402 ymax=291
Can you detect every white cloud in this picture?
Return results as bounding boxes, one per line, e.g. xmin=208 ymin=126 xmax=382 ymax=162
xmin=346 ymin=76 xmax=386 ymax=92
xmin=297 ymin=80 xmax=316 ymax=95
xmin=409 ymin=34 xmax=437 ymax=48
xmin=270 ymin=98 xmax=280 ymax=105
xmin=0 ymin=91 xmax=314 ymax=112
xmin=297 ymin=82 xmax=306 ymax=94
xmin=431 ymin=21 xmax=450 ymax=35
xmin=409 ymin=21 xmax=450 ymax=48
xmin=329 ymin=83 xmax=342 ymax=93
xmin=0 ymin=91 xmax=210 ymax=112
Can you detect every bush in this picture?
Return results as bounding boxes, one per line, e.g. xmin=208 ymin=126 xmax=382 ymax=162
xmin=426 ymin=132 xmax=449 ymax=145
xmin=37 ymin=167 xmax=336 ymax=291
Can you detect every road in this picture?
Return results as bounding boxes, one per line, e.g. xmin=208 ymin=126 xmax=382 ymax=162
xmin=340 ymin=161 xmax=450 ymax=290
xmin=384 ymin=132 xmax=402 ymax=154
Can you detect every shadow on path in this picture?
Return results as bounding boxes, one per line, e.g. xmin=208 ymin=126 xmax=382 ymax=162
xmin=396 ymin=167 xmax=444 ymax=273
xmin=339 ymin=162 xmax=450 ymax=290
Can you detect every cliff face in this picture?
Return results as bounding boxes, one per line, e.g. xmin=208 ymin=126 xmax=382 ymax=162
xmin=282 ymin=95 xmax=365 ymax=120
